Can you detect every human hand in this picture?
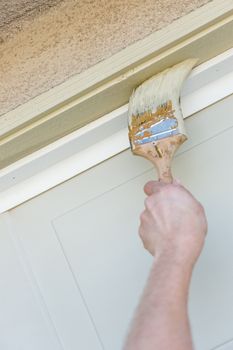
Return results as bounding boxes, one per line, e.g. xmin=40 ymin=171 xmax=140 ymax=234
xmin=139 ymin=180 xmax=207 ymax=269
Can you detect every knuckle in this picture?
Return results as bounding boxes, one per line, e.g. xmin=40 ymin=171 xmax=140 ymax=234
xmin=144 ymin=196 xmax=155 ymax=210
xmin=160 ymin=183 xmax=184 ymax=199
xmin=140 ymin=210 xmax=146 ymax=222
xmin=138 ymin=226 xmax=144 ymax=240
xmin=159 ymin=184 xmax=171 ymax=197
xmin=163 ymin=184 xmax=174 ymax=194
xmin=196 ymin=202 xmax=206 ymax=215
xmin=139 ymin=231 xmax=147 ymax=246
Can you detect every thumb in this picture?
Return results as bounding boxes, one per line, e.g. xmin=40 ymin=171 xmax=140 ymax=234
xmin=144 ymin=180 xmax=166 ymax=195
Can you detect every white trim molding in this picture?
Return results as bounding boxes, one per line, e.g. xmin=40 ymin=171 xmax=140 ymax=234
xmin=1 ymin=47 xmax=233 ymax=213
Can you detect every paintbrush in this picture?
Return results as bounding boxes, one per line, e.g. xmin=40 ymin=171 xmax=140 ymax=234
xmin=128 ymin=59 xmax=197 ymax=183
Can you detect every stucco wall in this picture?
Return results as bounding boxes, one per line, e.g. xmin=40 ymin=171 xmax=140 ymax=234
xmin=0 ymin=0 xmax=212 ymax=116
xmin=0 ymin=0 xmax=63 ymax=34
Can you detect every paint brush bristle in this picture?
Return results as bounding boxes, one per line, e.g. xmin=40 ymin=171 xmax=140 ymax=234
xmin=127 ymin=59 xmax=197 ymax=183
xmin=128 ymin=59 xmax=197 ymax=149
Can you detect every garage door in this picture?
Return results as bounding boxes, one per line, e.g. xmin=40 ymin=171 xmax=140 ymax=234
xmin=1 ymin=94 xmax=233 ymax=350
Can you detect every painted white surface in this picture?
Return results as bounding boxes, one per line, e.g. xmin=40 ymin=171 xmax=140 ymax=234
xmin=0 ymin=95 xmax=232 ymax=349
xmin=0 ymin=215 xmax=63 ymax=350
xmin=2 ymin=47 xmax=233 ymax=213
xmin=215 ymin=340 xmax=233 ymax=350
xmin=2 ymin=212 xmax=104 ymax=350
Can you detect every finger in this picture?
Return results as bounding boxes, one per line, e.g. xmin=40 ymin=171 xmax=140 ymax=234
xmin=172 ymin=180 xmax=199 ymax=203
xmin=173 ymin=178 xmax=182 ymax=185
xmin=144 ymin=180 xmax=167 ymax=195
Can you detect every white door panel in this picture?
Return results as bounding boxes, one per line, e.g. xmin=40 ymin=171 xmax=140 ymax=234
xmin=214 ymin=340 xmax=233 ymax=350
xmin=53 ymin=172 xmax=153 ymax=349
xmin=173 ymin=130 xmax=233 ymax=349
xmin=0 ymin=215 xmax=63 ymax=350
xmin=53 ymin=124 xmax=233 ymax=350
xmin=2 ymin=94 xmax=233 ymax=349
xmin=4 ymin=215 xmax=104 ymax=350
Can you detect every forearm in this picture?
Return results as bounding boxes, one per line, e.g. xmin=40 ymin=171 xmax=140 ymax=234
xmin=124 ymin=254 xmax=194 ymax=350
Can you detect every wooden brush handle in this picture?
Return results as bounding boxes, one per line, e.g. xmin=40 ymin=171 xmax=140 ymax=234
xmin=156 ymin=158 xmax=173 ymax=183
xmin=133 ymin=134 xmax=187 ymax=183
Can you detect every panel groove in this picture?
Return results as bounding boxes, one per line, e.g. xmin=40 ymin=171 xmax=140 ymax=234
xmin=178 ymin=111 xmax=233 ymax=156
xmin=51 ymin=220 xmax=106 ymax=350
xmin=4 ymin=212 xmax=66 ymax=350
xmin=211 ymin=338 xmax=233 ymax=349
xmin=52 ymin=114 xmax=233 ymax=224
xmin=51 ymin=166 xmax=152 ymax=223
xmin=5 ymin=96 xmax=233 ymax=349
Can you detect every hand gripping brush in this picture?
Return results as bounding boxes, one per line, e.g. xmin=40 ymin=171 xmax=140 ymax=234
xmin=128 ymin=59 xmax=197 ymax=183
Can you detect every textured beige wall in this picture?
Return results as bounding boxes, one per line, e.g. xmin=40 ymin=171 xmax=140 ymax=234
xmin=0 ymin=0 xmax=62 ymax=35
xmin=0 ymin=0 xmax=212 ymax=116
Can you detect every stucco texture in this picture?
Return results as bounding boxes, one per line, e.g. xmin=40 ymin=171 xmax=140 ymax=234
xmin=0 ymin=0 xmax=212 ymax=116
xmin=0 ymin=0 xmax=63 ymax=31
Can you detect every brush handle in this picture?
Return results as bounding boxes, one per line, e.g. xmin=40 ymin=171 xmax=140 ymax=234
xmin=156 ymin=159 xmax=173 ymax=183
xmin=133 ymin=134 xmax=187 ymax=183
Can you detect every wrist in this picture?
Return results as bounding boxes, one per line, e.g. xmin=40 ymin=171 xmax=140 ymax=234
xmin=156 ymin=253 xmax=194 ymax=272
xmin=154 ymin=239 xmax=198 ymax=273
xmin=154 ymin=249 xmax=194 ymax=280
xmin=151 ymin=252 xmax=193 ymax=305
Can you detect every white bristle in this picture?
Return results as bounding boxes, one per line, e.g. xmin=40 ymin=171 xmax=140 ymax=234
xmin=128 ymin=59 xmax=198 ymax=135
